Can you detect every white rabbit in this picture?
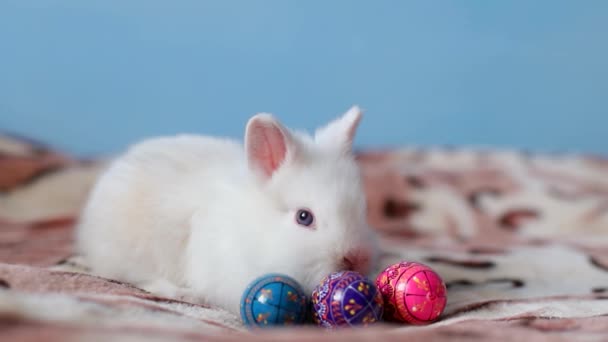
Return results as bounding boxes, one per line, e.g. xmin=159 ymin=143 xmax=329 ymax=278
xmin=75 ymin=106 xmax=377 ymax=315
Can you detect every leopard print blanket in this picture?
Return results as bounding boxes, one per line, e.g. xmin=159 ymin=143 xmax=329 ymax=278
xmin=2 ymin=134 xmax=607 ymax=341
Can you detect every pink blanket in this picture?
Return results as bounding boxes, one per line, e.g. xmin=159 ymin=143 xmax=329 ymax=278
xmin=2 ymin=135 xmax=608 ymax=341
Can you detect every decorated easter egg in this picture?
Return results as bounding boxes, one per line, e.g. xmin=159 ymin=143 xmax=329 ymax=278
xmin=240 ymin=273 xmax=308 ymax=327
xmin=312 ymin=271 xmax=384 ymax=328
xmin=376 ymin=262 xmax=447 ymax=324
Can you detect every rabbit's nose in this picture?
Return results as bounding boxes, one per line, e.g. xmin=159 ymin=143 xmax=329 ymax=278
xmin=342 ymin=256 xmax=355 ymax=271
xmin=342 ymin=249 xmax=371 ymax=274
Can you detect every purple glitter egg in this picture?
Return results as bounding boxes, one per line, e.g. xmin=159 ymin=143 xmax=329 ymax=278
xmin=311 ymin=271 xmax=384 ymax=328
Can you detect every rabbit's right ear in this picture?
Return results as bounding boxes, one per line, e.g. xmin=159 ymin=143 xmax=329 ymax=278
xmin=314 ymin=105 xmax=362 ymax=153
xmin=245 ymin=113 xmax=295 ymax=180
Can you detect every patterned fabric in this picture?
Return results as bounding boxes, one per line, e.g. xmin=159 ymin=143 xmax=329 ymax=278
xmin=1 ymin=134 xmax=608 ymax=341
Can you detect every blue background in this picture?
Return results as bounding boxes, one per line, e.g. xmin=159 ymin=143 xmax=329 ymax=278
xmin=1 ymin=1 xmax=606 ymax=156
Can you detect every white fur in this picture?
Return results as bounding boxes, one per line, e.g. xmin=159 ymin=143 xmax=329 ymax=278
xmin=75 ymin=106 xmax=377 ymax=314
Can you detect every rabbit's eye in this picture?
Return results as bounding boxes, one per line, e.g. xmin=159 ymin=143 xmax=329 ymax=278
xmin=296 ymin=209 xmax=315 ymax=227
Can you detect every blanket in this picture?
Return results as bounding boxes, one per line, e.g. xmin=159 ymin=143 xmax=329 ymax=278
xmin=1 ymin=134 xmax=608 ymax=341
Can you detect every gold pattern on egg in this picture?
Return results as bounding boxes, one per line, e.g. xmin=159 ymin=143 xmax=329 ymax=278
xmin=344 ymin=298 xmax=363 ymax=315
xmin=411 ymin=299 xmax=428 ymax=313
xmin=256 ymin=312 xmax=270 ymax=324
xmin=412 ymin=275 xmax=429 ymax=292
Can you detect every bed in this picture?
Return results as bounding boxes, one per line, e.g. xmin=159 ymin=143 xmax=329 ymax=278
xmin=2 ymin=134 xmax=607 ymax=341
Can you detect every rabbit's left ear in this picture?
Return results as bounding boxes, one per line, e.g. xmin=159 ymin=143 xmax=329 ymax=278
xmin=245 ymin=113 xmax=297 ymax=180
xmin=314 ymin=106 xmax=363 ymax=152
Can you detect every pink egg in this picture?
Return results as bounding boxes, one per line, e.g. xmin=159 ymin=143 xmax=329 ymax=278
xmin=376 ymin=262 xmax=447 ymax=324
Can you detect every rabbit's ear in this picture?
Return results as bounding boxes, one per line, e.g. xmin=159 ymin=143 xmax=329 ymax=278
xmin=245 ymin=113 xmax=296 ymax=180
xmin=314 ymin=105 xmax=363 ymax=152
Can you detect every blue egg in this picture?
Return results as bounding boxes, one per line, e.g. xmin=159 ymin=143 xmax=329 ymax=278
xmin=240 ymin=273 xmax=308 ymax=327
